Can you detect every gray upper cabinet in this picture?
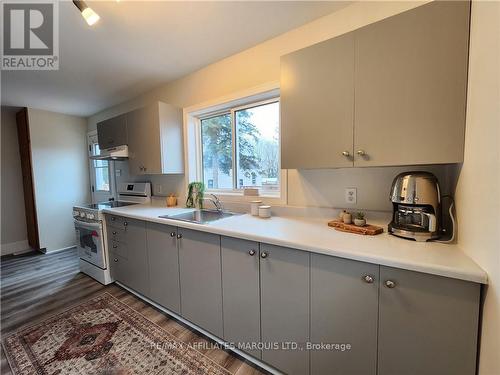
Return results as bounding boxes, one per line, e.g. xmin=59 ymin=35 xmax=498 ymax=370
xmin=260 ymin=244 xmax=310 ymax=375
xmin=221 ymin=237 xmax=261 ymax=358
xmin=280 ymin=1 xmax=469 ymax=169
xmin=281 ymin=32 xmax=355 ymax=169
xmin=97 ymin=113 xmax=128 ymax=150
xmin=178 ymin=228 xmax=223 ymax=337
xmin=311 ymin=254 xmax=379 ymax=375
xmin=146 ymin=222 xmax=181 ymax=314
xmin=378 ymin=266 xmax=480 ymax=375
xmin=127 ymin=102 xmax=184 ymax=175
xmin=354 ymin=1 xmax=470 ymax=166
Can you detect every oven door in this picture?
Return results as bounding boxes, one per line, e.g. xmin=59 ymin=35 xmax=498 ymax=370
xmin=74 ymin=219 xmax=106 ymax=269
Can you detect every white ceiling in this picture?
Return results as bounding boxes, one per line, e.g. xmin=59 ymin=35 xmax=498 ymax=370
xmin=1 ymin=1 xmax=350 ymax=117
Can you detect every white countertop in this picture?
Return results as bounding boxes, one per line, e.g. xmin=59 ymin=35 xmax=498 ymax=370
xmin=102 ymin=203 xmax=487 ymax=284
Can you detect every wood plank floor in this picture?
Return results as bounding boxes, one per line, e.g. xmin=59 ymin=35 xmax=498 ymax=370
xmin=1 ymin=248 xmax=267 ymax=375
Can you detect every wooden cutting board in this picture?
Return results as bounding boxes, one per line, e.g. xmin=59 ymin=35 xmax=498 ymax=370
xmin=328 ymin=220 xmax=384 ymax=236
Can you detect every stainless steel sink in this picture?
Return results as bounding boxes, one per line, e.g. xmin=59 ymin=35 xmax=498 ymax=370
xmin=159 ymin=209 xmax=239 ymax=224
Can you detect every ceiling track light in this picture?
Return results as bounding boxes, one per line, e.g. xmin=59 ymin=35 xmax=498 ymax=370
xmin=73 ymin=0 xmax=100 ymax=26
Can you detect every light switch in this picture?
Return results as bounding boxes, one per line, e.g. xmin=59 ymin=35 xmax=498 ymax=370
xmin=345 ymin=188 xmax=357 ymax=204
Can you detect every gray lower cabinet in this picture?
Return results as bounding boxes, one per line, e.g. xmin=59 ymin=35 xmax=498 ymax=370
xmin=108 ymin=217 xmax=149 ymax=296
xmin=146 ymin=222 xmax=181 ymax=314
xmin=260 ymin=244 xmax=310 ymax=375
xmin=378 ymin=266 xmax=480 ymax=375
xmin=221 ymin=237 xmax=261 ymax=358
xmin=178 ymin=228 xmax=223 ymax=337
xmin=311 ymin=254 xmax=379 ymax=375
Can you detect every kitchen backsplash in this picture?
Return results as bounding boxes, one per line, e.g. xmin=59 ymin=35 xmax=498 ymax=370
xmin=115 ymin=160 xmax=459 ymax=213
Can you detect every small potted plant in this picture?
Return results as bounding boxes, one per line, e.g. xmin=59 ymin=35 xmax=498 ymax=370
xmin=354 ymin=212 xmax=366 ymax=227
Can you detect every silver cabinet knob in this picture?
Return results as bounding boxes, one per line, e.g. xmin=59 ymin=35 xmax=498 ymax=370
xmin=260 ymin=251 xmax=268 ymax=259
xmin=248 ymin=249 xmax=256 ymax=256
xmin=123 ymin=221 xmax=128 ymax=226
xmin=112 ymin=244 xmax=117 ymax=249
xmin=113 ymin=258 xmax=118 ymax=262
xmin=112 ymin=231 xmax=117 ymax=235
xmin=176 ymin=233 xmax=182 ymax=239
xmin=342 ymin=151 xmax=350 ymax=157
xmin=362 ymin=274 xmax=374 ymax=284
xmin=356 ymin=150 xmax=366 ymax=156
xmin=385 ymin=280 xmax=396 ymax=288
xmin=170 ymin=232 xmax=176 ymax=237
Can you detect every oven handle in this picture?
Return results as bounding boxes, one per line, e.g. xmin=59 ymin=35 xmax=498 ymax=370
xmin=74 ymin=219 xmax=102 ymax=230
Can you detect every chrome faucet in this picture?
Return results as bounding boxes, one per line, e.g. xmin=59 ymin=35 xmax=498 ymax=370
xmin=206 ymin=194 xmax=224 ymax=212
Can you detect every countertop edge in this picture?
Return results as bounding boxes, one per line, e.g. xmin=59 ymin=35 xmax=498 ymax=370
xmin=101 ymin=208 xmax=488 ymax=285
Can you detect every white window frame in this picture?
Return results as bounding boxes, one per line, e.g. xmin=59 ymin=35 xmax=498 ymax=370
xmin=184 ymin=82 xmax=287 ymax=204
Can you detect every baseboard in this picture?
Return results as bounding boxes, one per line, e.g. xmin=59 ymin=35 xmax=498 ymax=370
xmin=42 ymin=246 xmax=76 ymax=254
xmin=0 ymin=240 xmax=31 ymax=256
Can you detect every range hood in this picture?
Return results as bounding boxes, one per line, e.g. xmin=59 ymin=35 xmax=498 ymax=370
xmin=90 ymin=145 xmax=129 ymax=161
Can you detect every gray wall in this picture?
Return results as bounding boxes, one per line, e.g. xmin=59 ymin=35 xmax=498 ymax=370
xmin=1 ymin=106 xmax=29 ymax=254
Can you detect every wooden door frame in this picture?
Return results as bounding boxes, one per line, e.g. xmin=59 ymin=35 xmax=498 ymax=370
xmin=16 ymin=108 xmax=40 ymax=251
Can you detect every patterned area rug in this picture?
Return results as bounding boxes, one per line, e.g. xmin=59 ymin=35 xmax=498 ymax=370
xmin=2 ymin=293 xmax=231 ymax=375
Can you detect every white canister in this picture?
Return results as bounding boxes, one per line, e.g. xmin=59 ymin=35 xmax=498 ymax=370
xmin=250 ymin=200 xmax=263 ymax=216
xmin=258 ymin=205 xmax=272 ymax=219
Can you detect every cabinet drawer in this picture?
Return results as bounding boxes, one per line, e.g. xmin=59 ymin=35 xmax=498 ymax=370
xmin=108 ymin=240 xmax=128 ymax=259
xmin=109 ymin=252 xmax=126 ymax=283
xmin=106 ymin=214 xmax=126 ymax=229
xmin=108 ymin=226 xmax=126 ymax=243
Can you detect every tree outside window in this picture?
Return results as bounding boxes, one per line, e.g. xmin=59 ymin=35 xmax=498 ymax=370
xmin=200 ymin=100 xmax=280 ymax=192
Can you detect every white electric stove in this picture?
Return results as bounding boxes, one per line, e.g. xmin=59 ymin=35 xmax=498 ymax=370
xmin=73 ymin=182 xmax=151 ymax=284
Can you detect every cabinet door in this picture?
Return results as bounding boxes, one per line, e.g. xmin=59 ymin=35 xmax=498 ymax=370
xmin=221 ymin=237 xmax=261 ymax=358
xmin=178 ymin=228 xmax=223 ymax=337
xmin=114 ymin=218 xmax=149 ymax=296
xmin=378 ymin=266 xmax=480 ymax=375
xmin=127 ymin=105 xmax=162 ymax=175
xmin=311 ymin=255 xmax=379 ymax=375
xmin=97 ymin=113 xmax=127 ymax=149
xmin=146 ymin=222 xmax=181 ymax=313
xmin=260 ymin=244 xmax=310 ymax=375
xmin=354 ymin=1 xmax=469 ymax=166
xmin=281 ymin=32 xmax=354 ymax=169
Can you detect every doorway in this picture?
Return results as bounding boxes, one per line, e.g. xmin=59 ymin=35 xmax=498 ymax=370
xmin=87 ymin=131 xmax=115 ymax=203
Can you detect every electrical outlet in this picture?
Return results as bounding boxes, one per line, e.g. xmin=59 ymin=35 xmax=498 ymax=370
xmin=345 ymin=188 xmax=357 ymax=204
xmin=156 ymin=185 xmax=162 ymax=194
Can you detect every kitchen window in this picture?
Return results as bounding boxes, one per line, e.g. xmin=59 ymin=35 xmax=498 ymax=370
xmin=199 ymin=99 xmax=281 ymax=195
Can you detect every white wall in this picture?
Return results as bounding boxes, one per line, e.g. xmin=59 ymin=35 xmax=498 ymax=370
xmin=88 ymin=1 xmax=457 ymax=212
xmin=28 ymin=108 xmax=90 ymax=252
xmin=455 ymin=2 xmax=500 ymax=374
xmin=1 ymin=106 xmax=29 ymax=254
